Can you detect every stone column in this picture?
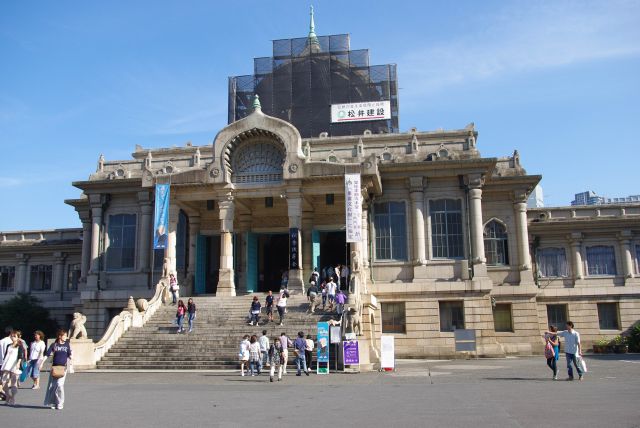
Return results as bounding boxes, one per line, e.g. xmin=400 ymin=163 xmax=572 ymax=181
xmin=302 ymin=209 xmax=314 ymax=274
xmin=513 ymin=197 xmax=534 ymax=285
xmin=53 ymin=252 xmax=67 ymax=295
xmin=165 ymin=203 xmax=180 ymax=276
xmin=618 ymin=230 xmax=634 ymax=280
xmin=15 ymin=254 xmax=29 ymax=293
xmin=467 ymin=175 xmax=486 ymax=265
xmin=568 ymin=232 xmax=584 ymax=282
xmin=87 ymin=198 xmax=103 ymax=290
xmin=78 ymin=212 xmax=92 ymax=285
xmin=186 ymin=215 xmax=201 ymax=292
xmin=138 ymin=191 xmax=153 ymax=274
xmin=217 ymin=197 xmax=236 ymax=296
xmin=287 ymin=195 xmax=304 ymax=292
xmin=408 ymin=177 xmax=426 ymax=265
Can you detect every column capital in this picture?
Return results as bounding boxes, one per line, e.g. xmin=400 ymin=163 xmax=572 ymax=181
xmin=407 ymin=176 xmax=424 ymax=193
xmin=88 ymin=193 xmax=106 ymax=207
xmin=16 ymin=253 xmax=29 ymax=264
xmin=567 ymin=232 xmax=583 ymax=244
xmin=618 ymin=229 xmax=633 ymax=242
xmin=53 ymin=252 xmax=67 ymax=264
xmin=137 ymin=190 xmax=152 ymax=204
xmin=512 ymin=190 xmax=529 ymax=205
xmin=465 ymin=173 xmax=485 ymax=189
xmin=513 ymin=200 xmax=527 ymax=211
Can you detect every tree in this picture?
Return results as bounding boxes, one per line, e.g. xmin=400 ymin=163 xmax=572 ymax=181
xmin=0 ymin=294 xmax=59 ymax=340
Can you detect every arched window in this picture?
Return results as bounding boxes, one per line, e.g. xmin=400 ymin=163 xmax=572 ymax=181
xmin=231 ymin=141 xmax=284 ymax=184
xmin=484 ymin=220 xmax=509 ymax=266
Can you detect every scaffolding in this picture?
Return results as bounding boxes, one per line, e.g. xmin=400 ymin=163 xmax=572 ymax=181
xmin=229 ymin=33 xmax=399 ymax=138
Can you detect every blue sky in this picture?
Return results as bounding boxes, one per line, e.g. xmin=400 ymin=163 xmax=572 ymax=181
xmin=1 ymin=0 xmax=639 ymax=230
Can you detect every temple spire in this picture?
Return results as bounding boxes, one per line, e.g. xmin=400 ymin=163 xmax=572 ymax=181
xmin=252 ymin=94 xmax=261 ymax=112
xmin=308 ymin=5 xmax=319 ymax=46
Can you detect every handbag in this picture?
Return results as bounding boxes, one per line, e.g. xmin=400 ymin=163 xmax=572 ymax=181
xmin=544 ymin=342 xmax=555 ymax=359
xmin=577 ymin=355 xmax=588 ymax=373
xmin=51 ymin=365 xmax=66 ymax=379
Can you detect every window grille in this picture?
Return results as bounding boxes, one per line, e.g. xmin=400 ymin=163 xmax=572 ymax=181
xmin=231 ymin=141 xmax=284 ymax=184
xmin=536 ymin=248 xmax=569 ymax=277
xmin=586 ymin=246 xmax=616 ymax=276
xmin=30 ymin=265 xmax=52 ymax=290
xmin=484 ymin=220 xmax=509 ymax=266
xmin=0 ymin=266 xmax=15 ymax=291
xmin=107 ymin=214 xmax=137 ymax=270
xmin=430 ymin=199 xmax=464 ymax=259
xmin=373 ymin=202 xmax=407 ymax=261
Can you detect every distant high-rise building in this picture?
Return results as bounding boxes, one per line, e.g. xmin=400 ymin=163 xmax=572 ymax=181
xmin=527 ymin=184 xmax=544 ymax=208
xmin=571 ymin=190 xmax=640 ymax=206
xmin=228 ymin=7 xmax=399 ymax=138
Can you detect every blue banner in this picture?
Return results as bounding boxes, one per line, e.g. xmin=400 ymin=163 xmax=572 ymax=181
xmin=153 ymin=184 xmax=170 ymax=249
xmin=317 ymin=322 xmax=329 ymax=363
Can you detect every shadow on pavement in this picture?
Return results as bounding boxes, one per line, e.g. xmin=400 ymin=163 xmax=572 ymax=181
xmin=483 ymin=377 xmax=550 ymax=382
xmin=583 ymin=353 xmax=640 ymax=361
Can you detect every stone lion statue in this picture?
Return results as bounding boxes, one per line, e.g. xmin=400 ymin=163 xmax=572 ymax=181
xmin=69 ymin=312 xmax=88 ymax=339
xmin=346 ymin=307 xmax=362 ymax=336
xmin=136 ymin=298 xmax=149 ymax=312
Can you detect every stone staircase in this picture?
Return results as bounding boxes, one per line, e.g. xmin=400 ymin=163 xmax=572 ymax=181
xmin=96 ymin=293 xmax=338 ymax=370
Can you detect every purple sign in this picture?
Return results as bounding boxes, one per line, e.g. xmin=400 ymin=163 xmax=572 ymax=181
xmin=343 ymin=340 xmax=359 ymax=365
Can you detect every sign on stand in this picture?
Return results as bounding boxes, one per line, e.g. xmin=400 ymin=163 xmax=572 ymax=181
xmin=343 ymin=340 xmax=360 ymax=373
xmin=454 ymin=329 xmax=477 ymax=355
xmin=316 ymin=322 xmax=330 ymax=374
xmin=330 ymin=325 xmax=341 ymax=372
xmin=380 ymin=335 xmax=395 ymax=371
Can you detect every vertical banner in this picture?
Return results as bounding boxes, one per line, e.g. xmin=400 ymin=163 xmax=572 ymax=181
xmin=380 ymin=335 xmax=395 ymax=371
xmin=153 ymin=184 xmax=170 ymax=249
xmin=289 ymin=227 xmax=299 ymax=269
xmin=317 ymin=322 xmax=329 ymax=374
xmin=343 ymin=340 xmax=359 ymax=365
xmin=344 ymin=173 xmax=362 ymax=243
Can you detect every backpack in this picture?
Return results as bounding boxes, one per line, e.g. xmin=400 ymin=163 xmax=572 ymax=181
xmin=544 ymin=342 xmax=555 ymax=359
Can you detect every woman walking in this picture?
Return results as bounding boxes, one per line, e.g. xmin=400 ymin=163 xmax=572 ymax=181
xmin=277 ymin=291 xmax=288 ymax=326
xmin=169 ymin=273 xmax=179 ymax=305
xmin=238 ymin=335 xmax=250 ymax=376
xmin=187 ymin=298 xmax=197 ymax=333
xmin=268 ymin=338 xmax=283 ymax=382
xmin=27 ymin=330 xmax=46 ymax=389
xmin=175 ymin=300 xmax=186 ymax=333
xmin=305 ymin=335 xmax=315 ymax=371
xmin=249 ymin=296 xmax=261 ymax=326
xmin=248 ymin=335 xmax=261 ymax=376
xmin=544 ymin=325 xmax=560 ymax=380
xmin=1 ymin=331 xmax=24 ymax=406
xmin=43 ymin=329 xmax=72 ymax=410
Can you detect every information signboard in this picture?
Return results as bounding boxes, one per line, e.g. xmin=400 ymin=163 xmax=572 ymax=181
xmin=380 ymin=335 xmax=395 ymax=371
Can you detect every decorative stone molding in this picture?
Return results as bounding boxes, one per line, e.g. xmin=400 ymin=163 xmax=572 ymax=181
xmin=210 ymin=167 xmax=220 ymax=178
xmin=288 ymin=163 xmax=299 ymax=173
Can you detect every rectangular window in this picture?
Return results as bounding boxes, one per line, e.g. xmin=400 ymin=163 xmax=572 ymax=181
xmin=536 ymin=248 xmax=569 ymax=278
xmin=597 ymin=303 xmax=620 ymax=330
xmin=546 ymin=304 xmax=568 ymax=329
xmin=107 ymin=214 xmax=137 ymax=270
xmin=30 ymin=265 xmax=52 ymax=291
xmin=430 ymin=199 xmax=464 ymax=259
xmin=374 ymin=202 xmax=407 ymax=261
xmin=439 ymin=301 xmax=465 ymax=332
xmin=381 ymin=302 xmax=406 ymax=333
xmin=586 ymin=245 xmax=616 ymax=276
xmin=0 ymin=266 xmax=16 ymax=292
xmin=493 ymin=304 xmax=513 ymax=332
xmin=66 ymin=263 xmax=81 ymax=291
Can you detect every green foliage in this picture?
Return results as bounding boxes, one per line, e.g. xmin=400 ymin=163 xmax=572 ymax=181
xmin=612 ymin=335 xmax=627 ymax=346
xmin=594 ymin=337 xmax=611 ymax=346
xmin=0 ymin=294 xmax=59 ymax=340
xmin=627 ymin=324 xmax=640 ymax=353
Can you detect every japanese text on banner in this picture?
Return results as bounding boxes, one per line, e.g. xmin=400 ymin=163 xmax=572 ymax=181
xmin=344 ymin=173 xmax=362 ymax=243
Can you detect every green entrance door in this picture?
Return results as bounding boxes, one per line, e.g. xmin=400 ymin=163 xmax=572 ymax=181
xmin=245 ymin=232 xmax=258 ymax=293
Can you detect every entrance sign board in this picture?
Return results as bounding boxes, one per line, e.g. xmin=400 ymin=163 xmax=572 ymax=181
xmin=317 ymin=322 xmax=329 ymax=374
xmin=454 ymin=329 xmax=477 ymax=352
xmin=344 ymin=173 xmax=362 ymax=243
xmin=330 ymin=326 xmax=341 ymax=344
xmin=343 ymin=340 xmax=359 ymax=365
xmin=380 ymin=335 xmax=395 ymax=370
xmin=289 ymin=228 xmax=299 ymax=269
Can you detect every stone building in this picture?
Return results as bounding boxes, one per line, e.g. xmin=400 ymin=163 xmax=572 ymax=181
xmin=1 ymin=17 xmax=639 ymax=358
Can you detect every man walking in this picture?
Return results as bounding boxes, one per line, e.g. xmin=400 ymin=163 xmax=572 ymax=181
xmin=307 ymin=281 xmax=319 ymax=313
xmin=293 ymin=331 xmax=310 ymax=376
xmin=335 ymin=289 xmax=346 ymax=316
xmin=550 ymin=321 xmax=584 ymax=381
xmin=279 ymin=332 xmax=293 ymax=375
xmin=265 ymin=290 xmax=274 ymax=323
xmin=326 ymin=277 xmax=337 ymax=312
xmin=259 ymin=330 xmax=270 ymax=370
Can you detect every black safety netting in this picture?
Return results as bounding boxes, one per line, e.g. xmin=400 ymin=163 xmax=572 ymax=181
xmin=229 ymin=33 xmax=399 ymax=138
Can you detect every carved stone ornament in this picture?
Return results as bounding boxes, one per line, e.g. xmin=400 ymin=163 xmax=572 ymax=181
xmin=288 ymin=163 xmax=299 ymax=173
xmin=210 ymin=168 xmax=220 ymax=178
xmin=363 ymin=161 xmax=372 ymax=169
xmin=69 ymin=312 xmax=88 ymax=339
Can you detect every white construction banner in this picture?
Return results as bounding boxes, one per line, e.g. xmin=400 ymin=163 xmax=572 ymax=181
xmin=331 ymin=101 xmax=391 ymax=123
xmin=380 ymin=335 xmax=395 ymax=371
xmin=344 ymin=173 xmax=362 ymax=243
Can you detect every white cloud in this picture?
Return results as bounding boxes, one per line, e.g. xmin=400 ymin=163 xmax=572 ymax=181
xmin=0 ymin=177 xmax=24 ymax=188
xmin=400 ymin=0 xmax=640 ymax=98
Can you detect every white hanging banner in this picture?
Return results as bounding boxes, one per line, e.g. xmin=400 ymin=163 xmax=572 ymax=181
xmin=344 ymin=173 xmax=362 ymax=243
xmin=380 ymin=335 xmax=395 ymax=371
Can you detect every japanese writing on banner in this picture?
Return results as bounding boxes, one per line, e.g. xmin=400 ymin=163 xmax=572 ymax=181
xmin=153 ymin=184 xmax=170 ymax=249
xmin=331 ymin=101 xmax=391 ymax=123
xmin=289 ymin=228 xmax=299 ymax=269
xmin=344 ymin=173 xmax=362 ymax=243
xmin=343 ymin=340 xmax=359 ymax=365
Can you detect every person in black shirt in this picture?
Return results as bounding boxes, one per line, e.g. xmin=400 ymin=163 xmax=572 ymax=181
xmin=265 ymin=291 xmax=274 ymax=323
xmin=249 ymin=296 xmax=261 ymax=326
xmin=43 ymin=329 xmax=72 ymax=410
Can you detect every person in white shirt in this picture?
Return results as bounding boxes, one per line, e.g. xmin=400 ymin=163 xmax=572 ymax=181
xmin=0 ymin=328 xmax=13 ymax=365
xmin=1 ymin=331 xmax=23 ymax=406
xmin=547 ymin=321 xmax=584 ymax=381
xmin=277 ymin=291 xmax=288 ymax=326
xmin=259 ymin=330 xmax=270 ymax=370
xmin=27 ymin=330 xmax=46 ymax=389
xmin=238 ymin=335 xmax=250 ymax=376
xmin=326 ymin=278 xmax=337 ymax=312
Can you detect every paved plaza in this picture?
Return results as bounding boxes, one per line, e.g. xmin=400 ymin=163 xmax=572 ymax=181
xmin=2 ymin=355 xmax=639 ymax=428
